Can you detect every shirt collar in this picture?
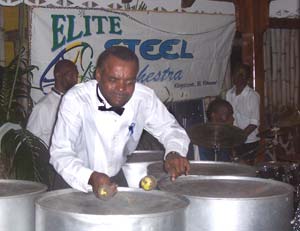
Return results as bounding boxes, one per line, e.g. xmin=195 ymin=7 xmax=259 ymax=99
xmin=231 ymin=85 xmax=250 ymax=96
xmin=52 ymin=87 xmax=64 ymax=96
xmin=96 ymin=83 xmax=113 ymax=108
xmin=240 ymin=85 xmax=251 ymax=96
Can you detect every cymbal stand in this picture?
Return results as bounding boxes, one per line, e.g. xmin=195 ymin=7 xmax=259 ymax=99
xmin=213 ymin=143 xmax=220 ymax=161
xmin=259 ymin=126 xmax=282 ymax=162
xmin=268 ymin=126 xmax=280 ymax=161
xmin=272 ymin=127 xmax=280 ymax=141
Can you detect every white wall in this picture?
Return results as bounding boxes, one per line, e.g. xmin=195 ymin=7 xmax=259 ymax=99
xmin=269 ymin=0 xmax=300 ymax=18
xmin=139 ymin=0 xmax=299 ymax=18
xmin=186 ymin=0 xmax=299 ymax=18
xmin=129 ymin=0 xmax=299 ymax=18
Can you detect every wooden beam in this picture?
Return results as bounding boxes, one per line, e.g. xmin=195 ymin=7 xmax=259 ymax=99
xmin=233 ymin=0 xmax=270 ymax=130
xmin=234 ymin=0 xmax=269 ymax=33
xmin=269 ymin=18 xmax=300 ymax=29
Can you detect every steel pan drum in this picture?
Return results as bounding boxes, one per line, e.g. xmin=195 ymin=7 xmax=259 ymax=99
xmin=122 ymin=150 xmax=164 ymax=188
xmin=0 ymin=180 xmax=47 ymax=231
xmin=36 ymin=187 xmax=189 ymax=231
xmin=147 ymin=161 xmax=257 ymax=180
xmin=158 ymin=176 xmax=294 ymax=231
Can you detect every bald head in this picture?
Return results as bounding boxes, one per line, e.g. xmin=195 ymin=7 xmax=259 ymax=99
xmin=53 ymin=59 xmax=78 ymax=93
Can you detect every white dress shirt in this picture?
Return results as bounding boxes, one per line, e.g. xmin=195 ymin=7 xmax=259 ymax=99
xmin=226 ymin=85 xmax=260 ymax=144
xmin=50 ymin=80 xmax=190 ymax=192
xmin=27 ymin=90 xmax=62 ymax=146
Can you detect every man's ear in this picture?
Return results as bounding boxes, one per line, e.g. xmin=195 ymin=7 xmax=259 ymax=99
xmin=54 ymin=72 xmax=61 ymax=82
xmin=95 ymin=68 xmax=101 ymax=81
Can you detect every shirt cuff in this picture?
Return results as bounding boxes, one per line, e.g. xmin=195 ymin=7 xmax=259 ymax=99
xmin=249 ymin=119 xmax=259 ymax=126
xmin=164 ymin=142 xmax=188 ymax=159
xmin=71 ymin=167 xmax=94 ymax=192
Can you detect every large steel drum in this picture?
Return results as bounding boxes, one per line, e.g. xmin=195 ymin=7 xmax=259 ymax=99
xmin=36 ymin=187 xmax=189 ymax=231
xmin=0 ymin=180 xmax=47 ymax=231
xmin=148 ymin=161 xmax=257 ymax=180
xmin=158 ymin=175 xmax=294 ymax=231
xmin=122 ymin=150 xmax=164 ymax=188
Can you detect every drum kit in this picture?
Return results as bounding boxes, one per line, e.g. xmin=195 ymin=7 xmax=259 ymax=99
xmin=187 ymin=109 xmax=300 ymax=165
xmin=255 ymin=110 xmax=300 ymax=181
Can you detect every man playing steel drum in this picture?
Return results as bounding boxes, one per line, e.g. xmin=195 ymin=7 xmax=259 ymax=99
xmin=50 ymin=46 xmax=190 ymax=197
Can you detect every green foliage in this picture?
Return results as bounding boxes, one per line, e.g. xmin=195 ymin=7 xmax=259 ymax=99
xmin=1 ymin=129 xmax=54 ymax=185
xmin=0 ymin=48 xmax=38 ymax=126
xmin=0 ymin=49 xmax=52 ymax=187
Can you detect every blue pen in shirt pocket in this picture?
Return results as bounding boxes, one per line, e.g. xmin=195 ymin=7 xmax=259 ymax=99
xmin=128 ymin=123 xmax=135 ymax=136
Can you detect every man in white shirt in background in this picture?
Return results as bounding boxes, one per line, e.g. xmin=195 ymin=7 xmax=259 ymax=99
xmin=50 ymin=46 xmax=190 ymax=196
xmin=26 ymin=59 xmax=78 ymax=189
xmin=27 ymin=59 xmax=78 ymax=146
xmin=226 ymin=63 xmax=260 ymax=165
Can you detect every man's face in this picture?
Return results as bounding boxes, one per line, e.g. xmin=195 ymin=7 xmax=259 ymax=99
xmin=214 ymin=106 xmax=234 ymax=125
xmin=96 ymin=55 xmax=138 ymax=107
xmin=233 ymin=70 xmax=248 ymax=88
xmin=58 ymin=64 xmax=78 ymax=92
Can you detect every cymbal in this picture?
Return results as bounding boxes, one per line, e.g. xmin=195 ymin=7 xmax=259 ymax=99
xmin=188 ymin=123 xmax=247 ymax=148
xmin=277 ymin=111 xmax=300 ymax=127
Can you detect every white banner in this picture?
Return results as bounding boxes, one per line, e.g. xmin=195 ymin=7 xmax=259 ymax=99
xmin=30 ymin=7 xmax=235 ymax=102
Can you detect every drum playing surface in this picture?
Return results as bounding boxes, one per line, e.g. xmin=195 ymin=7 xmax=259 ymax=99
xmin=0 ymin=180 xmax=47 ymax=197
xmin=37 ymin=187 xmax=188 ymax=215
xmin=148 ymin=161 xmax=257 ymax=179
xmin=158 ymin=175 xmax=293 ymax=198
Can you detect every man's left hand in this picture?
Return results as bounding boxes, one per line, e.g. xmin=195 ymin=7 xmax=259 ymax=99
xmin=164 ymin=152 xmax=190 ymax=181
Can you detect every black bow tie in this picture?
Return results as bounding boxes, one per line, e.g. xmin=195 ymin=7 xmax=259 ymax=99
xmin=98 ymin=106 xmax=124 ymax=116
xmin=96 ymin=84 xmax=124 ymax=116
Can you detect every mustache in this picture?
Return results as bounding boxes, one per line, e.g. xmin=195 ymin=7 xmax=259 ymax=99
xmin=113 ymin=92 xmax=129 ymax=98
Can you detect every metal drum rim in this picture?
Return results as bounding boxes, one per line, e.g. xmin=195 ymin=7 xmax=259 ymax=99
xmin=150 ymin=160 xmax=256 ymax=166
xmin=123 ymin=160 xmax=159 ymax=166
xmin=158 ymin=175 xmax=294 ymax=200
xmin=0 ymin=179 xmax=47 ymax=199
xmin=36 ymin=187 xmax=190 ymax=217
xmin=148 ymin=160 xmax=257 ymax=171
xmin=189 ymin=160 xmax=256 ymax=168
xmin=131 ymin=150 xmax=164 ymax=154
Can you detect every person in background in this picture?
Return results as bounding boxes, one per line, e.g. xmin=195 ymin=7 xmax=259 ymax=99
xmin=226 ymin=63 xmax=260 ymax=165
xmin=50 ymin=46 xmax=190 ymax=196
xmin=27 ymin=59 xmax=78 ymax=146
xmin=198 ymin=98 xmax=234 ymax=161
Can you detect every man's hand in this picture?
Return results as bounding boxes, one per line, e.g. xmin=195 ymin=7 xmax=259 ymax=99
xmin=164 ymin=152 xmax=190 ymax=181
xmin=244 ymin=124 xmax=257 ymax=137
xmin=88 ymin=172 xmax=118 ymax=199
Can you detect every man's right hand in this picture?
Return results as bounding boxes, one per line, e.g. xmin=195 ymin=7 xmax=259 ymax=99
xmin=88 ymin=171 xmax=118 ymax=198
